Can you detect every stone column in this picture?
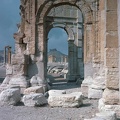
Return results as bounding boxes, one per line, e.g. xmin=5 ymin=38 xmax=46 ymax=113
xmin=68 ymin=39 xmax=78 ymax=82
xmin=8 ymin=46 xmax=11 ymax=64
xmin=84 ymin=24 xmax=95 ymax=78
xmin=118 ymin=0 xmax=120 ymax=103
xmin=103 ymin=0 xmax=119 ymax=105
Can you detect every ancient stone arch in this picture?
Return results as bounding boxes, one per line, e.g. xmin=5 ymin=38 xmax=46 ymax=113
xmin=0 ymin=0 xmax=120 ymax=117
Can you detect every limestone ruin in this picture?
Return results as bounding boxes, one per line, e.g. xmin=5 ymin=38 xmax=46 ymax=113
xmin=0 ymin=0 xmax=120 ymax=119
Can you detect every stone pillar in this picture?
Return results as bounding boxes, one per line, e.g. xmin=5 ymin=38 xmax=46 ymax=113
xmin=84 ymin=24 xmax=95 ymax=78
xmin=118 ymin=0 xmax=120 ymax=103
xmin=68 ymin=39 xmax=77 ymax=82
xmin=4 ymin=46 xmax=12 ymax=64
xmin=103 ymin=0 xmax=119 ymax=105
xmin=8 ymin=47 xmax=11 ymax=64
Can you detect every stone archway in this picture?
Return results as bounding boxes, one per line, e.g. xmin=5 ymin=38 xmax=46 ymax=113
xmin=1 ymin=0 xmax=120 ymax=117
xmin=1 ymin=0 xmax=98 ymax=90
xmin=46 ymin=23 xmax=78 ymax=82
xmin=35 ymin=1 xmax=96 ymax=82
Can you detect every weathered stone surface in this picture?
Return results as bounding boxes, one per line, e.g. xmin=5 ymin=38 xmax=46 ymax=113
xmin=6 ymin=64 xmax=13 ymax=75
xmin=106 ymin=58 xmax=118 ymax=68
xmin=106 ymin=0 xmax=117 ymax=10
xmin=102 ymin=88 xmax=119 ymax=105
xmin=13 ymin=33 xmax=25 ymax=43
xmin=9 ymin=76 xmax=28 ymax=88
xmin=105 ymin=68 xmax=119 ymax=90
xmin=0 ymin=76 xmax=11 ymax=93
xmin=48 ymin=92 xmax=83 ymax=108
xmin=88 ymin=87 xmax=103 ymax=99
xmin=24 ymin=86 xmax=44 ymax=95
xmin=96 ymin=111 xmax=117 ymax=120
xmin=2 ymin=76 xmax=11 ymax=85
xmin=48 ymin=90 xmax=66 ymax=96
xmin=81 ymin=76 xmax=93 ymax=97
xmin=15 ymin=43 xmax=26 ymax=54
xmin=106 ymin=48 xmax=118 ymax=59
xmin=106 ymin=12 xmax=117 ymax=31
xmin=30 ymin=75 xmax=45 ymax=87
xmin=11 ymin=54 xmax=29 ymax=65
xmin=13 ymin=64 xmax=27 ymax=76
xmin=9 ymin=76 xmax=28 ymax=93
xmin=0 ymin=88 xmax=21 ymax=105
xmin=22 ymin=93 xmax=47 ymax=107
xmin=98 ymin=98 xmax=120 ymax=119
xmin=92 ymin=76 xmax=105 ymax=90
xmin=81 ymin=76 xmax=93 ymax=87
xmin=106 ymin=31 xmax=118 ymax=48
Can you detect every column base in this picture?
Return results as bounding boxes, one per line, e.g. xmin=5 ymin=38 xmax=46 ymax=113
xmin=98 ymin=98 xmax=120 ymax=119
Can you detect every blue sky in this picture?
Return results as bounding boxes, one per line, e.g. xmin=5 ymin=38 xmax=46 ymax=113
xmin=0 ymin=0 xmax=20 ymax=50
xmin=48 ymin=28 xmax=68 ymax=55
xmin=0 ymin=1 xmax=68 ymax=54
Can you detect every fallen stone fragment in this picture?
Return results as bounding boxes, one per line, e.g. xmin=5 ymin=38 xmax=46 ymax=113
xmin=48 ymin=90 xmax=66 ymax=96
xmin=30 ymin=75 xmax=45 ymax=87
xmin=98 ymin=98 xmax=120 ymax=118
xmin=0 ymin=88 xmax=21 ymax=105
xmin=24 ymin=86 xmax=44 ymax=95
xmin=96 ymin=111 xmax=117 ymax=120
xmin=48 ymin=92 xmax=83 ymax=108
xmin=22 ymin=93 xmax=48 ymax=107
xmin=88 ymin=87 xmax=103 ymax=99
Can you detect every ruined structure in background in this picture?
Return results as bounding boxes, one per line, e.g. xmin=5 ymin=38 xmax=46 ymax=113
xmin=48 ymin=49 xmax=68 ymax=63
xmin=0 ymin=0 xmax=120 ymax=118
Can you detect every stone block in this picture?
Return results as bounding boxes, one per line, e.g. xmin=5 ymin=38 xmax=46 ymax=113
xmin=13 ymin=64 xmax=27 ymax=75
xmin=2 ymin=76 xmax=11 ymax=85
xmin=106 ymin=12 xmax=117 ymax=31
xmin=48 ymin=90 xmax=66 ymax=96
xmin=106 ymin=48 xmax=118 ymax=59
xmin=105 ymin=68 xmax=119 ymax=89
xmin=106 ymin=31 xmax=118 ymax=48
xmin=48 ymin=92 xmax=83 ymax=108
xmin=24 ymin=86 xmax=44 ymax=95
xmin=81 ymin=76 xmax=93 ymax=87
xmin=92 ymin=76 xmax=105 ymax=90
xmin=9 ymin=76 xmax=28 ymax=89
xmin=15 ymin=43 xmax=26 ymax=54
xmin=11 ymin=54 xmax=29 ymax=65
xmin=106 ymin=58 xmax=118 ymax=68
xmin=0 ymin=88 xmax=21 ymax=105
xmin=106 ymin=0 xmax=117 ymax=10
xmin=98 ymin=98 xmax=120 ymax=118
xmin=96 ymin=111 xmax=117 ymax=120
xmin=22 ymin=93 xmax=47 ymax=107
xmin=6 ymin=64 xmax=13 ymax=75
xmin=106 ymin=76 xmax=119 ymax=90
xmin=88 ymin=87 xmax=103 ymax=99
xmin=103 ymin=88 xmax=119 ymax=105
xmin=30 ymin=75 xmax=45 ymax=87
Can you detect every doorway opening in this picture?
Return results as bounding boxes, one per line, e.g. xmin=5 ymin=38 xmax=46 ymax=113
xmin=45 ymin=5 xmax=84 ymax=85
xmin=47 ymin=27 xmax=68 ymax=84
